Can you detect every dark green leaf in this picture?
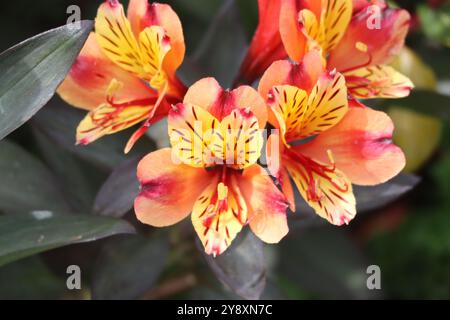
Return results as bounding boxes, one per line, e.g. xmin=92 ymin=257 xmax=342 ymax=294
xmin=200 ymin=231 xmax=266 ymax=300
xmin=0 ymin=140 xmax=70 ymax=213
xmin=94 ymin=157 xmax=141 ymax=218
xmin=0 ymin=212 xmax=135 ymax=267
xmin=92 ymin=234 xmax=169 ymax=300
xmin=279 ymin=227 xmax=382 ymax=299
xmin=179 ymin=0 xmax=247 ymax=87
xmin=0 ymin=21 xmax=93 ymax=140
xmin=0 ymin=256 xmax=64 ymax=299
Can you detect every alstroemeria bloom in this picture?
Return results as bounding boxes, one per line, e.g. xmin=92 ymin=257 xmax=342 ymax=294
xmin=279 ymin=0 xmax=413 ymax=100
xmin=259 ymin=51 xmax=406 ymax=225
xmin=134 ymin=78 xmax=289 ymax=256
xmin=58 ymin=0 xmax=186 ymax=152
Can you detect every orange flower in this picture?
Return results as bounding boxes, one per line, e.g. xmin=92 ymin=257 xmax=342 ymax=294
xmin=259 ymin=51 xmax=406 ymax=225
xmin=134 ymin=78 xmax=289 ymax=256
xmin=58 ymin=0 xmax=186 ymax=152
xmin=279 ymin=0 xmax=413 ymax=100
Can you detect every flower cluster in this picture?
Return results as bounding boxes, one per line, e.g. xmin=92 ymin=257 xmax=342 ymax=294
xmin=58 ymin=0 xmax=413 ymax=256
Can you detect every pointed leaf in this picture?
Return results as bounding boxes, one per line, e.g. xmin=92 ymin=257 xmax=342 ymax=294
xmin=0 ymin=140 xmax=70 ymax=213
xmin=0 ymin=21 xmax=93 ymax=140
xmin=0 ymin=212 xmax=135 ymax=267
xmin=200 ymin=231 xmax=266 ymax=300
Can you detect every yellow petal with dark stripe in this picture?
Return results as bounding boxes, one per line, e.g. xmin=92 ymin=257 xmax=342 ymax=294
xmin=320 ymin=0 xmax=353 ymax=53
xmin=267 ymin=85 xmax=309 ymax=144
xmin=95 ymin=1 xmax=170 ymax=89
xmin=300 ymin=72 xmax=348 ymax=138
xmin=215 ymin=109 xmax=263 ymax=169
xmin=168 ymin=103 xmax=219 ymax=168
xmin=345 ymin=65 xmax=414 ymax=99
xmin=95 ymin=2 xmax=143 ymax=76
xmin=77 ymin=103 xmax=150 ymax=145
xmin=138 ymin=26 xmax=171 ymax=89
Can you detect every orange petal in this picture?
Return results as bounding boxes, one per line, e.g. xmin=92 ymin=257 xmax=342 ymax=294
xmin=300 ymin=107 xmax=406 ymax=185
xmin=239 ymin=165 xmax=289 ymax=244
xmin=344 ymin=65 xmax=414 ymax=99
xmin=328 ymin=8 xmax=410 ymax=72
xmin=284 ymin=149 xmax=356 ymax=226
xmin=57 ymin=33 xmax=153 ymax=110
xmin=192 ymin=172 xmax=248 ymax=256
xmin=258 ymin=50 xmax=324 ymax=100
xmin=237 ymin=0 xmax=287 ymax=84
xmin=128 ymin=0 xmax=185 ymax=75
xmin=135 ymin=148 xmax=214 ymax=227
xmin=279 ymin=0 xmax=306 ymax=62
xmin=183 ymin=78 xmax=267 ymax=127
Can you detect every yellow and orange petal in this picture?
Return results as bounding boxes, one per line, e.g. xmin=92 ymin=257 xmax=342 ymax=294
xmin=135 ymin=148 xmax=214 ymax=227
xmin=168 ymin=103 xmax=263 ymax=170
xmin=168 ymin=102 xmax=219 ymax=168
xmin=95 ymin=0 xmax=171 ymax=90
xmin=300 ymin=107 xmax=406 ymax=186
xmin=57 ymin=33 xmax=154 ymax=111
xmin=283 ymin=149 xmax=356 ymax=226
xmin=267 ymin=71 xmax=348 ymax=143
xmin=215 ymin=109 xmax=264 ymax=170
xmin=344 ymin=65 xmax=414 ymax=99
xmin=192 ymin=174 xmax=248 ymax=256
xmin=128 ymin=0 xmax=185 ymax=76
xmin=77 ymin=102 xmax=152 ymax=146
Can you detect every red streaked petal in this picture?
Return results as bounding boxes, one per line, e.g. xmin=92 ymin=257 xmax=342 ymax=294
xmin=300 ymin=107 xmax=406 ymax=186
xmin=284 ymin=149 xmax=356 ymax=226
xmin=134 ymin=148 xmax=214 ymax=227
xmin=345 ymin=65 xmax=414 ymax=99
xmin=192 ymin=174 xmax=248 ymax=257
